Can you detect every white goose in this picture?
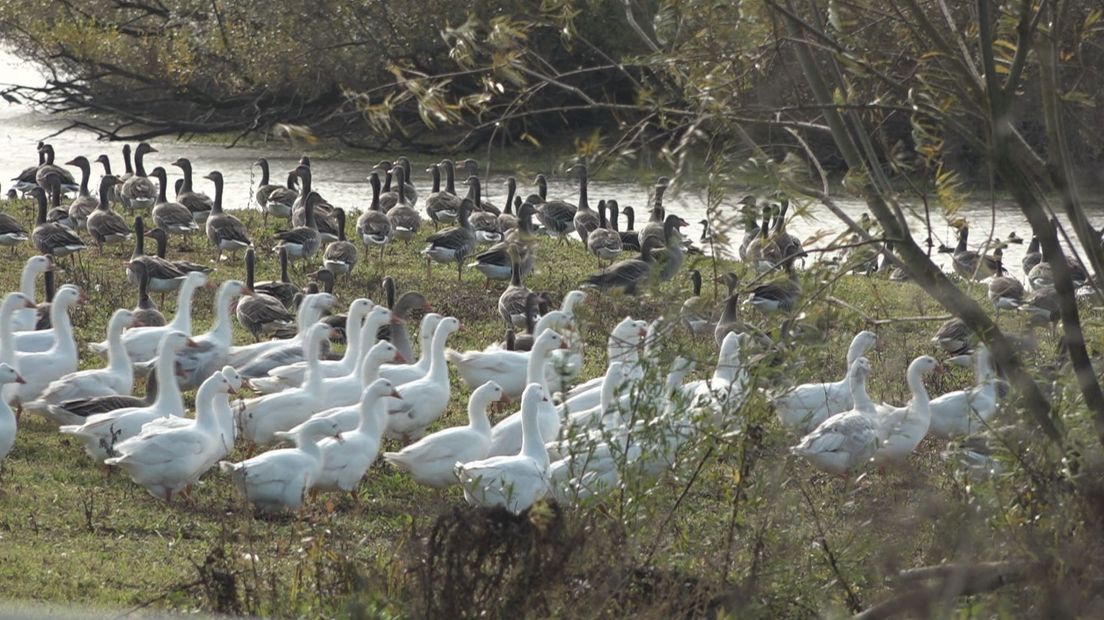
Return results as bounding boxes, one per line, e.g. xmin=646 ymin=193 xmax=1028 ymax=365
xmin=873 ymin=355 xmax=937 ymax=464
xmin=547 ymin=290 xmax=587 ymax=394
xmin=929 ymin=345 xmax=998 ymax=437
xmin=237 ymin=323 xmax=337 ymax=445
xmin=386 ymin=317 xmax=461 ymax=440
xmin=383 ymin=380 xmax=506 ymax=487
xmin=171 ymin=279 xmax=246 ymax=391
xmin=142 ymin=365 xmax=244 ymax=465
xmin=296 ymin=340 xmax=407 ymax=433
xmin=562 ymin=361 xmax=625 ymax=433
xmin=315 ymin=339 xmax=401 ymax=411
xmin=13 ymin=282 xmax=79 ymax=353
xmin=683 ymin=332 xmax=749 ymax=427
xmin=0 ymin=293 xmax=38 ymax=404
xmin=105 ymin=367 xmax=241 ymax=502
xmin=0 ymin=364 xmax=26 ymax=468
xmin=10 ymin=285 xmax=82 ymax=408
xmin=456 ymin=383 xmax=551 ymax=514
xmin=313 ymin=379 xmax=402 ymax=496
xmin=379 ymin=313 xmax=442 ymax=386
xmin=774 ymin=330 xmax=878 ymax=433
xmin=220 ymin=416 xmax=343 ymax=512
xmin=448 ymin=327 xmax=566 ymax=400
xmin=60 ymin=331 xmax=194 ymax=463
xmin=557 ymin=317 xmax=649 ymax=413
xmin=486 ymin=330 xmax=565 ymax=457
xmin=25 ymin=309 xmax=137 ymax=414
xmin=251 ymin=298 xmax=376 ymax=393
xmin=790 ymin=357 xmax=879 ymax=477
xmin=12 ymin=256 xmax=52 ymax=332
xmin=91 ymin=271 xmax=208 ymax=364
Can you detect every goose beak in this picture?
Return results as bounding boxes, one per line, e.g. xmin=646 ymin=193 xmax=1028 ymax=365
xmin=389 ymin=389 xmax=402 ymax=399
xmin=78 ymin=290 xmax=90 ymax=303
xmin=185 ymin=338 xmax=200 ymax=348
xmin=393 ymin=351 xmax=407 ymax=364
xmin=227 ymin=385 xmax=238 ymax=395
xmin=241 ymin=286 xmax=253 ymax=295
xmin=390 ymin=315 xmax=405 ymax=325
xmin=457 ymin=323 xmax=465 ymax=332
xmin=131 ymin=319 xmax=144 ymax=328
xmin=22 ymin=300 xmax=36 ymax=309
xmin=498 ymin=394 xmax=511 ymax=403
xmin=14 ymin=374 xmax=25 ymax=385
xmin=176 ymin=363 xmax=189 ymax=378
xmin=333 ymin=432 xmax=345 ymax=443
xmin=240 ymin=379 xmax=253 ymax=390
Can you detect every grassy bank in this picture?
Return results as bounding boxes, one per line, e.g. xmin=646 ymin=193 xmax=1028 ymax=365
xmin=0 ymin=198 xmax=1089 ymax=617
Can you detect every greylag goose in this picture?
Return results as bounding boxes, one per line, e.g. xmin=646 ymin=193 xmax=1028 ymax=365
xmin=469 ymin=239 xmax=534 ymax=286
xmin=202 ymin=170 xmax=252 ymax=261
xmin=1019 ymin=286 xmax=1060 ymax=329
xmin=679 ymin=269 xmax=714 ymax=336
xmin=497 ymin=177 xmax=518 ymax=232
xmin=323 ymin=208 xmax=357 ymax=276
xmin=395 ymin=155 xmax=418 ymax=205
xmin=129 ymin=218 xmax=187 ymax=295
xmin=610 ymin=202 xmax=639 ymax=252
xmin=238 ymin=248 xmax=294 ymax=341
xmin=385 ymin=165 xmax=421 ymax=243
xmin=586 ymin=200 xmax=623 ymax=264
xmin=64 ymin=155 xmax=99 ymax=230
xmin=254 ymin=246 xmax=297 ymax=308
xmin=637 ymin=177 xmax=671 ymax=251
xmin=85 ymin=175 xmax=132 ymax=253
xmin=170 ymin=158 xmax=213 ymax=223
xmin=654 ymin=212 xmax=688 ymax=281
xmin=736 ymin=197 xmax=761 ymax=260
xmin=465 ymin=176 xmax=503 ymax=243
xmin=932 ymin=318 xmax=970 ymax=356
xmin=425 ymin=160 xmax=462 ymax=227
xmin=376 ymin=280 xmax=432 ymax=361
xmin=571 ymin=164 xmax=599 ymax=244
xmin=357 ymin=172 xmax=392 ymax=260
xmin=35 ymin=269 xmax=55 ymax=330
xmin=253 ymin=158 xmax=285 ymax=222
xmin=119 ymin=142 xmax=157 ymax=213
xmin=421 ymin=197 xmax=476 ymax=280
xmin=582 ymin=237 xmax=659 ymax=294
xmin=143 ymin=226 xmax=212 ymax=278
xmin=149 ymin=166 xmax=199 ymax=247
xmin=949 ymin=220 xmax=999 ymax=280
xmin=772 ymin=199 xmax=805 ymax=265
xmin=11 ymin=143 xmax=43 ymax=193
xmin=34 ymin=144 xmax=79 ymax=192
xmin=131 ymin=263 xmax=167 ymax=328
xmin=988 ymin=248 xmax=1024 ymax=315
xmin=264 ymin=171 xmax=298 ymax=224
xmin=274 ymin=191 xmax=323 ymax=263
xmin=117 ymin=144 xmax=134 ymax=186
xmin=745 ymin=263 xmax=801 ymax=313
xmin=291 ymin=165 xmax=337 ymax=241
xmin=713 ymin=292 xmax=744 ymax=346
xmin=30 ymin=180 xmax=86 ymax=259
xmin=1022 ymin=236 xmax=1041 ymax=274
xmin=533 ymin=173 xmax=576 ymax=241
xmin=744 ymin=205 xmax=782 ymax=272
xmin=498 ymin=250 xmax=532 ymax=328
xmin=0 ymin=208 xmax=28 ymax=254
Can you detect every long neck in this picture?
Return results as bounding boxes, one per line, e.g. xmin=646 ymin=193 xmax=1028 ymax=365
xmin=578 ymin=170 xmax=588 ymax=211
xmin=211 ymin=175 xmax=224 ymax=214
xmin=169 ymin=282 xmax=197 ymax=333
xmin=123 ymin=147 xmax=133 ymax=174
xmin=106 ymin=318 xmax=132 ymax=374
xmin=154 ymin=346 xmax=184 ymax=414
xmin=133 ymin=223 xmax=146 ymax=258
xmin=303 ymin=332 xmax=326 ymax=392
xmin=357 ymin=394 xmax=384 ymax=435
xmin=279 ymin=250 xmax=290 ymax=283
xmin=0 ymin=302 xmax=19 ymax=364
xmin=356 ymin=319 xmax=387 ymax=379
xmin=956 ymin=228 xmax=968 ymax=253
xmin=154 ymin=232 xmax=168 ymax=258
xmin=245 ymin=253 xmax=256 ymax=289
xmin=49 ymin=300 xmax=75 ymax=355
xmin=444 ymin=163 xmax=456 ymax=194
xmin=713 ymin=347 xmax=740 ymax=383
xmin=257 ymin=160 xmax=270 ymax=186
xmin=98 ymin=180 xmax=112 ymax=212
xmin=19 ymin=264 xmax=38 ymax=299
xmin=846 ymin=336 xmax=867 ymax=367
xmin=430 ymin=167 xmax=441 ymax=193
xmin=135 ymin=149 xmax=147 ymax=177
xmin=193 ymin=380 xmax=221 ymax=430
xmin=341 ymin=309 xmax=367 ymax=367
xmin=155 ymin=172 xmax=167 ymax=202
xmin=504 ymin=180 xmax=516 ymax=214
xmin=428 ymin=327 xmax=451 ymax=379
xmin=906 ymin=366 xmax=931 ymax=411
xmin=35 ymin=194 xmax=47 ymax=225
xmin=416 ymin=321 xmax=436 ymax=370
xmin=599 ymin=370 xmax=618 ymax=411
xmin=300 ymin=170 xmax=312 ymax=195
xmin=526 ymin=342 xmax=551 ymax=387
xmin=296 ymin=433 xmax=323 ymax=461
xmin=468 ymin=395 xmax=493 ymax=435
xmin=305 ymin=201 xmax=317 ymax=229
xmin=180 ymin=162 xmax=193 ymax=192
xmin=78 ymin=162 xmax=90 ymax=195
xmin=209 ymin=289 xmax=234 ymax=343
xmin=519 ymin=397 xmax=549 ymax=464
xmin=850 ymin=371 xmax=874 ymax=411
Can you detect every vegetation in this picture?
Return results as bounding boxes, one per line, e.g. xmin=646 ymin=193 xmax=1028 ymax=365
xmin=0 ymin=196 xmax=1094 ymax=616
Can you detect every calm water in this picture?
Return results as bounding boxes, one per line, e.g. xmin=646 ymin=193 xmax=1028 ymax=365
xmin=0 ymin=50 xmax=1092 ymax=279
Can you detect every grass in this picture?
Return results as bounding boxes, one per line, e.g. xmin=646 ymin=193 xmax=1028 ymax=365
xmin=0 ymin=196 xmax=1095 ymax=617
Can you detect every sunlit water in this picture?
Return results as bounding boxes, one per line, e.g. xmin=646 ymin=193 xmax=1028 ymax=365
xmin=0 ymin=49 xmax=1096 ymax=280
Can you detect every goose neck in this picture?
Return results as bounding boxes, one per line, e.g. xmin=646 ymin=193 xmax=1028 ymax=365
xmin=106 ymin=317 xmax=132 ymax=374
xmin=468 ymin=395 xmax=493 ymax=435
xmin=169 ymin=280 xmax=198 ymax=334
xmin=257 ymin=160 xmax=270 ymax=186
xmin=153 ymin=345 xmax=184 ymax=414
xmin=19 ymin=262 xmax=40 ymax=300
xmin=210 ymin=174 xmax=224 ymax=214
xmin=303 ymin=330 xmax=328 ymax=392
xmin=519 ymin=395 xmax=549 ymax=464
xmin=906 ymin=365 xmax=931 ymax=411
xmin=49 ymin=298 xmax=75 ymax=355
xmin=427 ymin=325 xmax=452 ymax=379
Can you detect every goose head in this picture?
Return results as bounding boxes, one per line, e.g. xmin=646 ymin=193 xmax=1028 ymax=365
xmin=278 ymin=416 xmax=342 ymax=445
xmin=533 ymin=329 xmax=565 ymax=353
xmin=367 ymin=340 xmax=403 ymax=366
xmin=220 ymin=365 xmax=245 ymax=392
xmin=611 ymin=317 xmax=650 ymax=346
xmin=473 ymin=380 xmax=509 ymax=407
xmin=909 ymin=355 xmax=939 ymax=377
xmin=25 ymin=255 xmax=54 ymax=276
xmin=109 ymin=308 xmax=139 ymax=332
xmin=0 ymin=363 xmax=25 ymax=386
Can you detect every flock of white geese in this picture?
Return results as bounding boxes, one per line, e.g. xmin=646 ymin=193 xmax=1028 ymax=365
xmin=0 ymin=141 xmax=1011 ymax=515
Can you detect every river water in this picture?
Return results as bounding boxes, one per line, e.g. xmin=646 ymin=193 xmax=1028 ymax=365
xmin=0 ymin=50 xmax=1092 ymax=279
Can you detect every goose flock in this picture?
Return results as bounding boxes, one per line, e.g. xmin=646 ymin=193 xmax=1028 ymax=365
xmin=0 ymin=140 xmax=1050 ymax=517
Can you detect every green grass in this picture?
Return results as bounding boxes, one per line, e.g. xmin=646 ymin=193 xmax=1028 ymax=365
xmin=0 ymin=197 xmax=1092 ymax=616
